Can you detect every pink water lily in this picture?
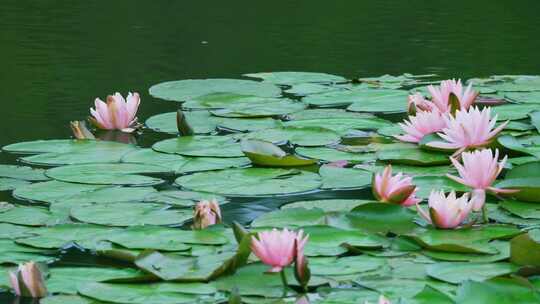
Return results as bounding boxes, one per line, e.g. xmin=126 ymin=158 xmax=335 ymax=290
xmin=426 ymin=106 xmax=508 ymax=154
xmin=192 ymin=199 xmax=222 ymax=230
xmin=89 ymin=92 xmax=140 ymax=132
xmin=417 ymin=190 xmax=473 ymax=229
xmin=448 ymin=149 xmax=517 ymax=211
xmin=373 ymin=165 xmax=420 ymax=206
xmin=408 ymin=93 xmax=436 ymax=114
xmin=251 ymin=228 xmax=307 ymax=273
xmin=9 ymin=262 xmax=47 ymax=298
xmin=396 ymin=110 xmax=448 ymax=143
xmin=427 ymin=79 xmax=478 ymax=112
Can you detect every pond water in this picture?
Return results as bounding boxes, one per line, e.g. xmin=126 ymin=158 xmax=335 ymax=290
xmin=2 ymin=1 xmax=540 ymax=303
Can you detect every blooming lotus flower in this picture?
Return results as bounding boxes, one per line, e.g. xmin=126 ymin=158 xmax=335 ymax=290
xmin=373 ymin=165 xmax=420 ymax=206
xmin=447 ymin=149 xmax=517 ymax=211
xmin=417 ymin=190 xmax=473 ymax=229
xmin=89 ymin=92 xmax=140 ymax=132
xmin=408 ymin=93 xmax=436 ymax=114
xmin=426 ymin=106 xmax=508 ymax=154
xmin=192 ymin=199 xmax=222 ymax=230
xmin=9 ymin=262 xmax=47 ymax=298
xmin=251 ymin=228 xmax=307 ymax=273
xmin=294 ymin=231 xmax=310 ymax=290
xmin=396 ymin=110 xmax=448 ymax=143
xmin=427 ymin=79 xmax=478 ymax=112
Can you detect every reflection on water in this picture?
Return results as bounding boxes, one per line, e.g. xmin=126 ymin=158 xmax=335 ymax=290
xmin=1 ymin=1 xmax=540 ymax=301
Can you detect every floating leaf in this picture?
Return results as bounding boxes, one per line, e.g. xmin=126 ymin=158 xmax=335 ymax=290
xmin=244 ymin=71 xmax=347 ymax=85
xmin=285 ymin=83 xmax=348 ymax=96
xmin=296 ymin=147 xmax=376 ymax=163
xmin=455 ymin=278 xmax=540 ymax=304
xmin=377 ymin=143 xmax=450 ymax=166
xmin=14 ymin=180 xmax=108 ymax=203
xmin=302 ymin=225 xmax=385 ymax=256
xmin=144 ymin=190 xmax=227 ymax=207
xmin=426 ymin=262 xmax=518 ymax=284
xmin=510 ymin=229 xmax=540 ymax=266
xmin=16 ymin=224 xmax=118 ymax=250
xmin=492 ymin=104 xmax=540 ymax=121
xmin=319 ymin=165 xmax=372 ymax=189
xmin=0 ymin=177 xmax=30 ymax=191
xmin=153 ymin=136 xmax=244 ymax=157
xmin=283 ymin=117 xmax=392 ymax=135
xmin=0 ymin=206 xmax=53 ymax=226
xmin=149 ymin=79 xmax=281 ymax=102
xmin=250 ymin=207 xmax=326 ymax=228
xmin=346 ymin=203 xmax=417 ymax=234
xmin=303 ymin=88 xmax=407 ymax=107
xmin=241 ymin=140 xmax=316 ymax=167
xmin=176 ymin=168 xmax=321 ymax=196
xmin=413 ymin=175 xmax=469 ymax=199
xmin=210 ymin=99 xmax=305 ymax=118
xmin=70 ymin=202 xmax=192 ymax=227
xmin=347 ymin=94 xmax=409 ymax=113
xmin=45 ymin=163 xmax=167 ymax=186
xmin=281 ymin=199 xmax=371 ymax=212
xmin=0 ymin=165 xmax=49 ymax=181
xmin=423 ymin=241 xmax=510 ymax=262
xmin=499 ymin=200 xmax=540 ymax=219
xmin=238 ymin=126 xmax=340 ymax=147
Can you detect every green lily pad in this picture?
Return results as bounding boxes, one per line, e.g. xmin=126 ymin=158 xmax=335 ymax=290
xmin=347 ymin=94 xmax=409 ymax=113
xmin=455 ymin=278 xmax=540 ymax=304
xmin=302 ymin=225 xmax=385 ymax=256
xmin=423 ymin=241 xmax=510 ymax=262
xmin=499 ymin=200 xmax=540 ymax=219
xmin=0 ymin=239 xmax=56 ymax=264
xmin=145 ymin=112 xmax=180 ymax=134
xmin=405 ymin=225 xmax=521 ymax=254
xmin=0 ymin=223 xmax=34 ymax=239
xmin=40 ymin=295 xmax=103 ymax=304
xmin=281 ymin=199 xmax=371 ymax=212
xmin=250 ymin=207 xmax=326 ymax=228
xmin=296 ymin=147 xmax=376 ymax=163
xmin=149 ymin=79 xmax=281 ymax=102
xmin=285 ymin=108 xmax=375 ymax=120
xmin=153 ymin=135 xmax=244 ymax=157
xmin=106 ymin=226 xmax=227 ymax=251
xmin=183 ymin=93 xmax=280 ymax=109
xmin=426 ymin=262 xmax=519 ymax=284
xmin=238 ymin=126 xmax=340 ymax=147
xmin=175 ymin=168 xmax=321 ymax=196
xmin=47 ymin=266 xmax=146 ymax=294
xmin=210 ymin=99 xmax=305 ymax=118
xmin=498 ymin=135 xmax=540 ymax=158
xmin=58 ymin=186 xmax=157 ymax=205
xmin=357 ymin=163 xmax=451 ymax=177
xmin=0 ymin=165 xmax=49 ymax=181
xmin=346 ymin=203 xmax=417 ymax=234
xmin=0 ymin=206 xmax=53 ymax=226
xmin=16 ymin=224 xmax=118 ymax=250
xmin=121 ymin=148 xmax=250 ymax=173
xmin=284 ymin=83 xmax=347 ymax=96
xmin=505 ymin=91 xmax=540 ymax=104
xmin=45 ymin=163 xmax=167 ymax=186
xmin=70 ymin=202 xmax=192 ymax=227
xmin=78 ymin=282 xmax=207 ymax=304
xmin=283 ymin=117 xmax=392 ymax=135
xmin=319 ymin=165 xmax=372 ymax=189
xmin=376 ymin=144 xmax=450 ymax=166
xmin=143 ymin=190 xmax=227 ymax=207
xmin=492 ymin=104 xmax=540 ymax=121
xmin=244 ymin=71 xmax=347 ymax=85
xmin=413 ymin=175 xmax=469 ymax=199
xmin=303 ymin=88 xmax=407 ymax=107
xmin=510 ymin=229 xmax=540 ymax=266
xmin=0 ymin=177 xmax=30 ymax=191
xmin=241 ymin=140 xmax=317 ymax=167
xmin=3 ymin=139 xmax=132 ymax=154
xmin=310 ymin=255 xmax=385 ymax=276
xmin=14 ymin=180 xmax=108 ymax=203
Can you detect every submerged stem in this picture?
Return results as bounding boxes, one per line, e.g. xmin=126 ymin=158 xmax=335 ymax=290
xmin=482 ymin=204 xmax=489 ymax=223
xmin=280 ymin=269 xmax=289 ymax=297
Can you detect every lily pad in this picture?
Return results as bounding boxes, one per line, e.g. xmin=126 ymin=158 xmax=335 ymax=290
xmin=0 ymin=177 xmax=30 ymax=191
xmin=241 ymin=140 xmax=316 ymax=167
xmin=283 ymin=117 xmax=392 ymax=135
xmin=238 ymin=126 xmax=340 ymax=147
xmin=0 ymin=165 xmax=49 ymax=181
xmin=0 ymin=206 xmax=53 ymax=226
xmin=510 ymin=229 xmax=540 ymax=266
xmin=413 ymin=175 xmax=469 ymax=199
xmin=376 ymin=144 xmax=450 ymax=166
xmin=423 ymin=241 xmax=510 ymax=263
xmin=319 ymin=165 xmax=372 ymax=189
xmin=45 ymin=163 xmax=167 ymax=186
xmin=70 ymin=202 xmax=192 ymax=227
xmin=284 ymin=83 xmax=347 ymax=96
xmin=152 ymin=136 xmax=244 ymax=157
xmin=492 ymin=104 xmax=540 ymax=121
xmin=244 ymin=71 xmax=347 ymax=85
xmin=499 ymin=200 xmax=540 ymax=219
xmin=455 ymin=278 xmax=540 ymax=304
xmin=505 ymin=91 xmax=540 ymax=104
xmin=281 ymin=199 xmax=371 ymax=212
xmin=175 ymin=168 xmax=321 ymax=196
xmin=346 ymin=203 xmax=417 ymax=234
xmin=47 ymin=267 xmax=146 ymax=294
xmin=149 ymin=79 xmax=281 ymax=102
xmin=13 ymin=180 xmax=108 ymax=203
xmin=426 ymin=262 xmax=518 ymax=284
xmin=303 ymin=88 xmax=407 ymax=107
xmin=296 ymin=147 xmax=376 ymax=163
xmin=250 ymin=207 xmax=326 ymax=228
xmin=143 ymin=190 xmax=227 ymax=207
xmin=210 ymin=99 xmax=305 ymax=118
xmin=347 ymin=94 xmax=409 ymax=113
xmin=16 ymin=224 xmax=118 ymax=250
xmin=302 ymin=225 xmax=385 ymax=256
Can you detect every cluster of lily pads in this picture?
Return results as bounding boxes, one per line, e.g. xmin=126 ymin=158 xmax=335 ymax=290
xmin=0 ymin=72 xmax=539 ymax=303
